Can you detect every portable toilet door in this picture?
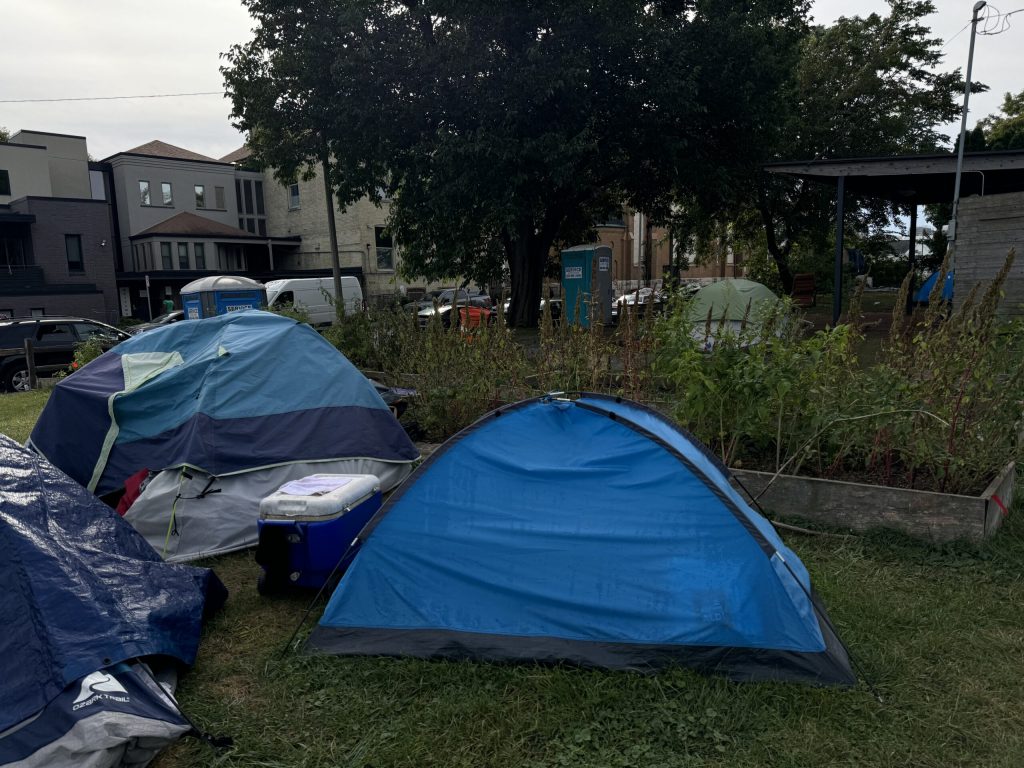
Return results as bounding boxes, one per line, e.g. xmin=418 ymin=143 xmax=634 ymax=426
xmin=561 ymin=244 xmax=613 ymax=327
xmin=180 ymin=275 xmax=267 ymax=318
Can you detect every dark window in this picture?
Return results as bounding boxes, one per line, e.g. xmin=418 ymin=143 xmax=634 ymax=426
xmin=214 ymin=186 xmax=226 ymax=209
xmin=139 ymin=180 xmax=151 ymax=205
xmin=72 ymin=322 xmax=118 ymax=341
xmin=0 ymin=324 xmax=33 ymax=344
xmin=194 ymin=185 xmax=206 ymax=208
xmin=243 ymin=180 xmax=254 ymax=214
xmin=272 ymin=291 xmax=294 ymax=307
xmin=131 ymin=244 xmax=139 ymax=272
xmin=160 ymin=242 xmax=173 ymax=270
xmin=238 ymin=218 xmax=245 ymax=231
xmin=375 ymin=226 xmax=394 ymax=271
xmin=178 ymin=243 xmax=189 ymax=270
xmin=257 ymin=219 xmax=267 ymax=237
xmin=0 ymin=170 xmax=10 ymax=196
xmin=194 ymin=243 xmax=206 ymax=270
xmin=245 ymin=218 xmax=256 ymax=234
xmin=288 ymin=184 xmax=300 ymax=209
xmin=254 ymin=181 xmax=265 ymax=215
xmin=35 ymin=323 xmax=75 ymax=345
xmin=234 ymin=179 xmax=242 ymax=211
xmin=161 ymin=182 xmax=173 ymax=206
xmin=65 ymin=235 xmax=84 ymax=273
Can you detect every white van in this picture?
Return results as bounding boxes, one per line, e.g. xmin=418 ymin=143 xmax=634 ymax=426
xmin=264 ymin=277 xmax=363 ymax=326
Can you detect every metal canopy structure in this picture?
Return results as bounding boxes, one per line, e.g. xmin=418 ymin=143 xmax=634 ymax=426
xmin=764 ymin=150 xmax=1024 ymax=323
xmin=766 ymin=150 xmax=1024 ymax=205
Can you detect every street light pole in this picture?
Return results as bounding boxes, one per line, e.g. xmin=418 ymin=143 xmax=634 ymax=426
xmin=949 ymin=0 xmax=987 ymax=270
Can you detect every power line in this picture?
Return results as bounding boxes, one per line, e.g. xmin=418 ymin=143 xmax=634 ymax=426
xmin=0 ymin=91 xmax=223 ymax=104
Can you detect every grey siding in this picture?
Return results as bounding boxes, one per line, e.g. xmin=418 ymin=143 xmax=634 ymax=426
xmin=954 ymin=192 xmax=1024 ymax=317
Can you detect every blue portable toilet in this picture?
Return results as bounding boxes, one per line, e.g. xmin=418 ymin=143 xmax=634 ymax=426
xmin=562 ymin=244 xmax=613 ymax=327
xmin=308 ymin=394 xmax=856 ymax=686
xmin=180 ymin=275 xmax=267 ymax=319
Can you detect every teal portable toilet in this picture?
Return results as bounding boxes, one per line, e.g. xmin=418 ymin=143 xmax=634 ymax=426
xmin=562 ymin=245 xmax=613 ymax=327
xmin=180 ymin=275 xmax=267 ymax=319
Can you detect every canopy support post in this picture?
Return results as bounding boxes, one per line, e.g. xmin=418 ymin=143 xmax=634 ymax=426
xmin=832 ymin=176 xmax=846 ymax=326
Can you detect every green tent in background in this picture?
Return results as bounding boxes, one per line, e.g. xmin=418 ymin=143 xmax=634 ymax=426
xmin=687 ymin=279 xmax=779 ymax=323
xmin=687 ymin=279 xmax=780 ymax=350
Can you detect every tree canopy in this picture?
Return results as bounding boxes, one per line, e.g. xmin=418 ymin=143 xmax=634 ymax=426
xmin=977 ymin=89 xmax=1024 ymax=151
xmin=674 ymin=0 xmax=964 ymax=292
xmin=224 ymin=0 xmax=807 ymax=325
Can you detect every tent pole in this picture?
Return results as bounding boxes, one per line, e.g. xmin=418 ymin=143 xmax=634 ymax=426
xmin=832 ymin=176 xmax=846 ymax=326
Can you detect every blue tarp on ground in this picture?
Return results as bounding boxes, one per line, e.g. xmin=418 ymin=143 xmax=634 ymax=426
xmin=0 ymin=435 xmax=224 ymax=733
xmin=914 ymin=270 xmax=954 ymax=303
xmin=29 ymin=311 xmax=419 ymax=496
xmin=308 ymin=395 xmax=855 ymax=685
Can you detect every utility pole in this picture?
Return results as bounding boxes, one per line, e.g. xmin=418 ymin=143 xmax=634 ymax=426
xmin=949 ymin=0 xmax=987 ymax=272
xmin=321 ymin=142 xmax=344 ymax=324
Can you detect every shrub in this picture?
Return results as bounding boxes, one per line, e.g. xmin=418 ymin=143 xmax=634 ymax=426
xmin=654 ymin=250 xmax=1023 ymax=494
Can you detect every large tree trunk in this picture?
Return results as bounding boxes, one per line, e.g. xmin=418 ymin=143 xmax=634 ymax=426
xmin=758 ymin=201 xmax=795 ymax=295
xmin=507 ymin=223 xmax=548 ymax=328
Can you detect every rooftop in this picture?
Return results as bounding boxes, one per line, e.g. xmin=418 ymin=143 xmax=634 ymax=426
xmin=106 ymin=140 xmax=224 ymax=164
xmin=220 ymin=145 xmax=252 ymax=164
xmin=130 ymin=211 xmax=263 ymax=240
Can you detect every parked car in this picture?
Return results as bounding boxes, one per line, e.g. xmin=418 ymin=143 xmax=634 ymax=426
xmin=501 ymin=298 xmax=563 ymax=323
xmin=417 ymin=290 xmax=493 ymax=328
xmin=126 ymin=310 xmax=185 ymax=335
xmin=611 ymin=287 xmax=665 ymax=321
xmin=0 ymin=316 xmax=130 ymax=392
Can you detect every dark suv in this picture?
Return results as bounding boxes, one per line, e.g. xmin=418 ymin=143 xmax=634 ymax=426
xmin=0 ymin=317 xmax=129 ymax=392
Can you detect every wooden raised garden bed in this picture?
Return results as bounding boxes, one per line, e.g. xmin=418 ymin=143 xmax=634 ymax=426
xmin=730 ymin=462 xmax=1015 ymax=543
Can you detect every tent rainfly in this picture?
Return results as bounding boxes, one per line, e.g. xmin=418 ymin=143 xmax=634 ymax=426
xmin=308 ymin=394 xmax=856 ymax=686
xmin=29 ymin=310 xmax=419 ymax=561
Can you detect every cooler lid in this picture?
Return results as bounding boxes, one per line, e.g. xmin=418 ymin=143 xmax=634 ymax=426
xmin=259 ymin=474 xmax=380 ymax=519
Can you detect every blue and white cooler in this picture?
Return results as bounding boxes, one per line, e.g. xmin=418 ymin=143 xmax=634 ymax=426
xmin=255 ymin=474 xmax=382 ymax=593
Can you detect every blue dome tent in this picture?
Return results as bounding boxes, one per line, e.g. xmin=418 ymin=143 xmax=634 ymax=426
xmin=308 ymin=395 xmax=855 ymax=686
xmin=0 ymin=436 xmax=224 ymax=766
xmin=913 ymin=270 xmax=953 ymax=304
xmin=29 ymin=311 xmax=418 ymax=561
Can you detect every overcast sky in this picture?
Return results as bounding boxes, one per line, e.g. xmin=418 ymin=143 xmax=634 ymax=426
xmin=1 ymin=0 xmax=1021 ymax=161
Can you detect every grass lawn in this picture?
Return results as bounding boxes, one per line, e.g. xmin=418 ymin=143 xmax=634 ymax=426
xmin=5 ymin=390 xmax=1024 ymax=766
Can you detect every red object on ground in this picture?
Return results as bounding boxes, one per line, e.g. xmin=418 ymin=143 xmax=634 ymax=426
xmin=115 ymin=468 xmax=151 ymax=516
xmin=459 ymin=306 xmax=492 ymax=329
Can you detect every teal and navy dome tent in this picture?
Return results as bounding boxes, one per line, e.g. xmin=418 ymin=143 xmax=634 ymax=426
xmin=308 ymin=394 xmax=855 ymax=685
xmin=29 ymin=311 xmax=418 ymax=561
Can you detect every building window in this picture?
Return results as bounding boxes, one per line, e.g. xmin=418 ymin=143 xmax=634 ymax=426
xmin=194 ymin=242 xmax=206 ymax=270
xmin=0 ymin=170 xmax=10 ymax=196
xmin=89 ymin=170 xmax=106 ymax=200
xmin=214 ymin=186 xmax=226 ymax=209
xmin=375 ymin=226 xmax=394 ymax=271
xmin=177 ymin=243 xmax=189 ymax=270
xmin=194 ymin=185 xmax=206 ymax=208
xmin=243 ymin=179 xmax=254 ymax=214
xmin=254 ymin=181 xmax=265 ymax=215
xmin=131 ymin=244 xmax=139 ymax=271
xmin=139 ymin=180 xmax=151 ymax=206
xmin=65 ymin=235 xmax=84 ymax=273
xmin=161 ymin=182 xmax=173 ymax=206
xmin=160 ymin=242 xmax=173 ymax=270
xmin=257 ymin=219 xmax=267 ymax=237
xmin=244 ymin=218 xmax=256 ymax=234
xmin=288 ymin=183 xmax=300 ymax=209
